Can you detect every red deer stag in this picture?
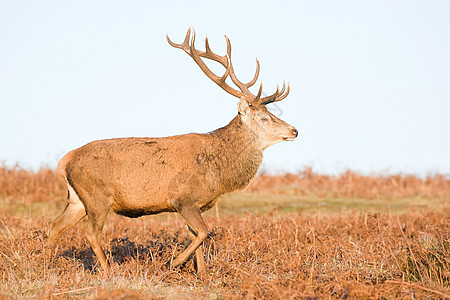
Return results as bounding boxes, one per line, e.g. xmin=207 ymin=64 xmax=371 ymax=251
xmin=48 ymin=27 xmax=298 ymax=275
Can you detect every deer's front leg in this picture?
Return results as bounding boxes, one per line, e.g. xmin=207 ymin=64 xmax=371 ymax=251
xmin=171 ymin=204 xmax=208 ymax=270
xmin=188 ymin=225 xmax=206 ymax=276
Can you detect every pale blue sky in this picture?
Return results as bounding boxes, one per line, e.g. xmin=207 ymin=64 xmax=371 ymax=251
xmin=1 ymin=1 xmax=449 ymax=175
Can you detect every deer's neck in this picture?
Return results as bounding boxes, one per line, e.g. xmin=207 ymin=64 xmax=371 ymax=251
xmin=207 ymin=115 xmax=263 ymax=193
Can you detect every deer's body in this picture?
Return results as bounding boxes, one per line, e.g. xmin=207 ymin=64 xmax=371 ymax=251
xmin=48 ymin=28 xmax=298 ymax=275
xmin=59 ymin=116 xmax=262 ymax=218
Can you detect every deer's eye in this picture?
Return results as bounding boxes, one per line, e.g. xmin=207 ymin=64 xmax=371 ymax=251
xmin=261 ymin=117 xmax=268 ymax=122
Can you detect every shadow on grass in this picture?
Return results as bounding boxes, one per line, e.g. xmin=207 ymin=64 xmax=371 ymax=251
xmin=57 ymin=229 xmax=223 ymax=272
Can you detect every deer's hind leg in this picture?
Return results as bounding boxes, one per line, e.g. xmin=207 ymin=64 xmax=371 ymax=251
xmin=80 ymin=191 xmax=112 ymax=273
xmin=48 ymin=183 xmax=87 ymax=247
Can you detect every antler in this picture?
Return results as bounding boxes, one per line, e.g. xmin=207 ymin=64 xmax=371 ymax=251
xmin=260 ymin=81 xmax=291 ymax=105
xmin=167 ymin=27 xmax=290 ymax=106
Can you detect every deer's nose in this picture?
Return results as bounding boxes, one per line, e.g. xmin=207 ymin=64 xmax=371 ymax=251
xmin=292 ymin=129 xmax=298 ymax=137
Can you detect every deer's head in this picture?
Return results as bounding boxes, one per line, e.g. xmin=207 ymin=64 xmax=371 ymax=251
xmin=167 ymin=27 xmax=298 ymax=149
xmin=237 ymin=98 xmax=297 ymax=149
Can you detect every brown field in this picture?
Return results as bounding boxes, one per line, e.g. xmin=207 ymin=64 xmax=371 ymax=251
xmin=0 ymin=165 xmax=449 ymax=299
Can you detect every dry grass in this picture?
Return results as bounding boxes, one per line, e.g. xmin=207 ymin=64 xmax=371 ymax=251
xmin=0 ymin=165 xmax=449 ymax=299
xmin=0 ymin=165 xmax=65 ymax=204
xmin=1 ymin=209 xmax=449 ymax=299
xmin=248 ymin=168 xmax=449 ymax=200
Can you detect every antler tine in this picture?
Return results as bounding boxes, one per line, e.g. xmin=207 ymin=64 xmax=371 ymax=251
xmin=274 ymin=82 xmax=290 ymax=102
xmin=205 ymin=35 xmax=212 ymax=53
xmin=225 ymin=35 xmax=258 ymax=92
xmin=204 ymin=36 xmax=225 ymax=63
xmin=221 ymin=54 xmax=232 ymax=82
xmin=166 ymin=27 xmax=191 ymax=53
xmin=246 ymin=58 xmax=260 ymax=88
xmin=254 ymin=81 xmax=263 ymax=103
xmin=260 ymin=84 xmax=280 ymax=105
xmin=278 ymin=81 xmax=286 ymax=96
xmin=260 ymin=81 xmax=290 ymax=105
xmin=226 ymin=35 xmax=261 ymax=94
xmin=224 ymin=35 xmax=232 ymax=59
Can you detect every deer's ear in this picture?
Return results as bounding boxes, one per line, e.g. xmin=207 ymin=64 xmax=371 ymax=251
xmin=238 ymin=98 xmax=252 ymax=117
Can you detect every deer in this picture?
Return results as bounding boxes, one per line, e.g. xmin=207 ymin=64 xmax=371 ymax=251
xmin=47 ymin=27 xmax=298 ymax=275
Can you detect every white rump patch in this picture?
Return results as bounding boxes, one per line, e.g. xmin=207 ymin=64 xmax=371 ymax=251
xmin=67 ymin=183 xmax=84 ymax=208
